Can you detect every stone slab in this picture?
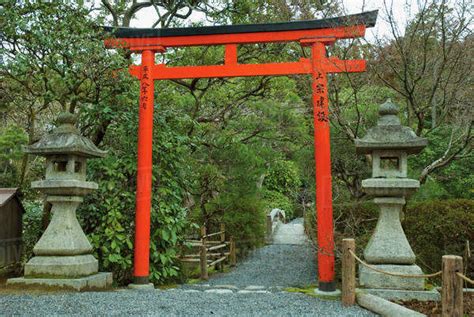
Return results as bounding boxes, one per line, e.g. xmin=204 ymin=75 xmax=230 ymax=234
xmin=31 ymin=180 xmax=98 ymax=196
xmin=313 ymin=288 xmax=341 ymax=299
xmin=357 ymin=292 xmax=426 ymax=317
xmin=204 ymin=289 xmax=233 ymax=294
xmin=214 ymin=284 xmax=239 ymax=290
xmin=25 ymin=254 xmax=98 ymax=278
xmin=128 ymin=283 xmax=155 ymax=291
xmin=237 ymin=290 xmax=270 ymax=294
xmin=244 ymin=285 xmax=266 ymax=290
xmin=7 ymin=272 xmax=112 ymax=291
xmin=359 ymin=264 xmax=424 ymax=290
xmin=362 ymin=178 xmax=419 ymax=197
xmin=360 ymin=288 xmax=440 ymax=301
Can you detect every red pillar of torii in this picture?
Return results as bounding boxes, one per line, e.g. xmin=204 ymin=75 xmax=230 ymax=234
xmin=104 ymin=11 xmax=377 ymax=292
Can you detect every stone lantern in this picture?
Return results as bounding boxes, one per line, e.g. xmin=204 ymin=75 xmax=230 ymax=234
xmin=8 ymin=113 xmax=112 ymax=290
xmin=355 ymin=99 xmax=428 ymax=291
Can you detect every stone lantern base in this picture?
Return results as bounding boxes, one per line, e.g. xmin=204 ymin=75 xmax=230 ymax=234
xmin=359 ymin=264 xmax=424 ymax=290
xmin=25 ymin=254 xmax=99 ymax=277
xmin=7 ymin=272 xmax=112 ymax=291
xmin=359 ymin=197 xmax=425 ymax=291
xmin=7 ymin=195 xmax=112 ymax=291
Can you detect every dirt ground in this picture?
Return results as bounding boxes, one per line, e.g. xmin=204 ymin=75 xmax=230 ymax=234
xmin=396 ymin=292 xmax=473 ymax=316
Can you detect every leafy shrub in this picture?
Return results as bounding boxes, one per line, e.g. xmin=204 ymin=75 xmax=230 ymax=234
xmin=21 ymin=201 xmax=43 ymax=263
xmin=197 ymin=193 xmax=266 ymax=257
xmin=404 ymin=199 xmax=473 ymax=278
xmin=78 ymin=110 xmax=191 ymax=285
xmin=262 ymin=189 xmax=294 ymax=220
xmin=412 ymin=178 xmax=451 ymax=201
xmin=222 ymin=195 xmax=265 ymax=250
xmin=262 ymin=160 xmax=301 ymax=220
xmin=304 ymin=201 xmax=378 ymax=256
xmin=79 ymin=156 xmax=136 ymax=284
xmin=220 ymin=194 xmax=266 ymax=255
xmin=332 ymin=201 xmax=379 ymax=255
xmin=305 ymin=199 xmax=473 ymax=282
xmin=263 ymin=160 xmax=301 ymax=198
xmin=0 ymin=125 xmax=28 ymax=188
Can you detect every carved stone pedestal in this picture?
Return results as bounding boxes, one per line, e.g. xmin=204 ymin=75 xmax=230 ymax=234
xmin=359 ymin=197 xmax=424 ymax=290
xmin=8 ymin=196 xmax=112 ymax=290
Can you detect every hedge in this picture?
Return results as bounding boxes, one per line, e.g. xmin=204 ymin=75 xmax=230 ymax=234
xmin=304 ymin=199 xmax=473 ymax=282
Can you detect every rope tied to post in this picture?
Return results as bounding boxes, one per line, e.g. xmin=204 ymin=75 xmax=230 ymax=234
xmin=348 ymin=250 xmax=442 ymax=278
xmin=456 ymin=272 xmax=474 ymax=285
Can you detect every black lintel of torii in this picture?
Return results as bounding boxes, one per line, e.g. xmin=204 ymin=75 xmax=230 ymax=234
xmin=102 ymin=10 xmax=378 ymax=38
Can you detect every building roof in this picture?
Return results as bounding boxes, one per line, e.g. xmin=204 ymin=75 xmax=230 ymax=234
xmin=103 ymin=10 xmax=377 ymax=39
xmin=0 ymin=188 xmax=25 ymax=213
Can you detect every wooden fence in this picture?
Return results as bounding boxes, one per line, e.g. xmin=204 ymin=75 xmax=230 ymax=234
xmin=341 ymin=238 xmax=473 ymax=317
xmin=179 ymin=223 xmax=236 ymax=280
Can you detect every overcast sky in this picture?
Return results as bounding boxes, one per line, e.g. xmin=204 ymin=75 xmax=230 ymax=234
xmin=126 ymin=0 xmax=420 ymax=42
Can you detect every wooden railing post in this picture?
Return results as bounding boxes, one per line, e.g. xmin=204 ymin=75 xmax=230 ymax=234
xmin=442 ymin=255 xmax=463 ymax=317
xmin=342 ymin=238 xmax=356 ymax=306
xmin=200 ymin=226 xmax=208 ymax=280
xmin=230 ymin=236 xmax=236 ymax=267
xmin=266 ymin=214 xmax=272 ymax=243
xmin=219 ymin=223 xmax=225 ymax=272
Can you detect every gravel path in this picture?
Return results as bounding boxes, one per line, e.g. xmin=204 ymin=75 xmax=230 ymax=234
xmin=0 ymin=218 xmax=376 ymax=316
xmin=0 ymin=289 xmax=375 ymax=316
xmin=194 ymin=218 xmax=316 ymax=288
xmin=273 ymin=217 xmax=308 ymax=245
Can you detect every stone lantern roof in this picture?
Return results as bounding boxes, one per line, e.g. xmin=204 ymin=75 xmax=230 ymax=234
xmin=355 ymin=99 xmax=427 ymax=154
xmin=25 ymin=113 xmax=106 ymax=158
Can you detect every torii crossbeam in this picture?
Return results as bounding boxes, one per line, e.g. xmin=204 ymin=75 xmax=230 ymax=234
xmin=104 ymin=10 xmax=377 ymax=293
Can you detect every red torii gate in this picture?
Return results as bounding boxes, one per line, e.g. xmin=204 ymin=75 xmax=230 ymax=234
xmin=104 ymin=10 xmax=377 ymax=293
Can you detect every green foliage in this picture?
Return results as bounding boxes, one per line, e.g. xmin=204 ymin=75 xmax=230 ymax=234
xmin=264 ymin=160 xmax=301 ymax=197
xmin=220 ymin=194 xmax=266 ymax=254
xmin=78 ymin=108 xmax=191 ymax=285
xmin=305 ymin=199 xmax=473 ymax=282
xmin=0 ymin=125 xmax=28 ymax=187
xmin=410 ymin=126 xmax=474 ymax=199
xmin=262 ymin=189 xmax=294 ymax=220
xmin=333 ymin=201 xmax=379 ymax=251
xmin=333 ymin=85 xmax=397 ymax=133
xmin=188 ymin=140 xmax=267 ymax=253
xmin=1 ymin=1 xmax=128 ymax=112
xmin=261 ymin=160 xmax=302 ymax=219
xmin=21 ymin=201 xmax=43 ymax=263
xmin=404 ymin=199 xmax=474 ymax=278
xmin=80 ymin=156 xmax=135 ymax=283
xmin=412 ymin=178 xmax=451 ymax=201
xmin=191 ymin=193 xmax=266 ymax=256
xmin=304 ymin=201 xmax=379 ymax=255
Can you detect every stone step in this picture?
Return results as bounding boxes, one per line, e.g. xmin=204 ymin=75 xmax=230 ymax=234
xmin=180 ymin=284 xmax=284 ymax=293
